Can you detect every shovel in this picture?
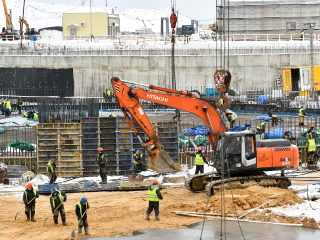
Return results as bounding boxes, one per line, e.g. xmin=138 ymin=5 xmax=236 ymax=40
xmin=71 ymin=209 xmax=88 ymax=238
xmin=43 ymin=202 xmax=63 ymax=227
xmin=15 ymin=196 xmax=36 ymax=220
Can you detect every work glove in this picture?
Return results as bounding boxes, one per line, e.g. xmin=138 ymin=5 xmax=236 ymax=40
xmin=25 ymin=203 xmax=28 ymax=207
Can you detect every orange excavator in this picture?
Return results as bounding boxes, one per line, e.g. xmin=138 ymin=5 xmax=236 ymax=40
xmin=1 ymin=0 xmax=19 ymax=41
xmin=111 ymin=76 xmax=299 ymax=195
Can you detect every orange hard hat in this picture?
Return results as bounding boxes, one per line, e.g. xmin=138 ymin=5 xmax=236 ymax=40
xmin=99 ymin=148 xmax=103 ymax=152
xmin=286 ymin=130 xmax=290 ymax=133
xmin=226 ymin=111 xmax=230 ymax=114
xmin=153 ymin=179 xmax=158 ymax=184
xmin=310 ymin=125 xmax=315 ymax=128
xmin=26 ymin=183 xmax=32 ymax=188
xmin=198 ymin=147 xmax=202 ymax=151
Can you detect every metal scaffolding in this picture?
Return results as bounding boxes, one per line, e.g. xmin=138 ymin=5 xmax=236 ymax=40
xmin=226 ymin=0 xmax=320 ymax=35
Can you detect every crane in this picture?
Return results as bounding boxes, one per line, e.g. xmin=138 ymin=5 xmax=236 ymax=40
xmin=111 ymin=77 xmax=299 ymax=195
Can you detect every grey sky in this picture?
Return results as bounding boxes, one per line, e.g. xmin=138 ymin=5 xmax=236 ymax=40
xmin=34 ymin=0 xmax=216 ymax=24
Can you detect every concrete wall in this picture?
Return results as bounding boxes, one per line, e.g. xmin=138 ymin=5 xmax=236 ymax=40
xmin=1 ymin=51 xmax=319 ymax=95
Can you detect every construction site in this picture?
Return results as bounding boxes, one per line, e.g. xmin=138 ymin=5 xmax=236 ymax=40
xmin=1 ymin=0 xmax=320 ymax=240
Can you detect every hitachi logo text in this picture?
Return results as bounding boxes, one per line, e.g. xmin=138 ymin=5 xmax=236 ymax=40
xmin=146 ymin=94 xmax=168 ymax=102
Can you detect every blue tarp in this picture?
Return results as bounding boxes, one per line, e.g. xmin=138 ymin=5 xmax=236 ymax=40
xmin=228 ymin=124 xmax=251 ymax=132
xmin=256 ymin=94 xmax=268 ymax=104
xmin=183 ymin=125 xmax=212 ymax=136
xmin=31 ymin=35 xmax=37 ymax=41
xmin=255 ymin=116 xmax=282 ymax=122
xmin=264 ymin=126 xmax=292 ymax=139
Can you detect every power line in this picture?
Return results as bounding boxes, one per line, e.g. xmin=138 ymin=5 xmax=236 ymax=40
xmin=27 ymin=0 xmax=88 ymax=14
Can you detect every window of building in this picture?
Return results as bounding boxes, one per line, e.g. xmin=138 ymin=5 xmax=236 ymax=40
xmin=286 ymin=22 xmax=296 ymax=30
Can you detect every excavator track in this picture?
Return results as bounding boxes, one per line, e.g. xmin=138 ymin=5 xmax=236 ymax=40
xmin=204 ymin=175 xmax=291 ymax=197
xmin=185 ymin=173 xmax=220 ymax=192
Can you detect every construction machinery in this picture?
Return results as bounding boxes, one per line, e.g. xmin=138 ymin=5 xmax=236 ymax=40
xmin=1 ymin=0 xmax=19 ymax=41
xmin=19 ymin=16 xmax=38 ymax=37
xmin=111 ymin=76 xmax=299 ymax=194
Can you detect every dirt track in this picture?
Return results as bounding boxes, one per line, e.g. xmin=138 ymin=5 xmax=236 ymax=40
xmin=1 ymin=186 xmax=316 ymax=240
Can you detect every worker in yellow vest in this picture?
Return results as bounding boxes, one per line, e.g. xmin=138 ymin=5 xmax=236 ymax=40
xmin=305 ymin=138 xmax=316 ymax=164
xmin=133 ymin=149 xmax=145 ymax=173
xmin=75 ymin=197 xmax=90 ymax=235
xmin=256 ymin=121 xmax=266 ymax=134
xmin=96 ymin=148 xmax=107 ymax=184
xmin=299 ymin=107 xmax=306 ymax=126
xmin=47 ymin=160 xmax=57 ymax=184
xmin=226 ymin=111 xmax=236 ymax=129
xmin=103 ymin=88 xmax=111 ymax=102
xmin=146 ymin=179 xmax=163 ymax=221
xmin=306 ymin=125 xmax=315 ymax=140
xmin=17 ymin=97 xmax=23 ymax=114
xmin=4 ymin=99 xmax=11 ymax=118
xmin=50 ymin=187 xmax=67 ymax=226
xmin=185 ymin=147 xmax=209 ymax=174
xmin=23 ymin=183 xmax=39 ymax=222
xmin=268 ymin=111 xmax=278 ymax=127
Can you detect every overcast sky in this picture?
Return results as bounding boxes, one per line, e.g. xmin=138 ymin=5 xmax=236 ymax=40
xmin=35 ymin=0 xmax=216 ymax=24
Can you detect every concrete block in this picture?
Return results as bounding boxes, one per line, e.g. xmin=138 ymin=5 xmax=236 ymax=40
xmin=82 ymin=56 xmax=93 ymax=68
xmin=177 ymin=56 xmax=186 ymax=68
xmin=58 ymin=57 xmax=68 ymax=68
xmin=196 ymin=57 xmax=205 ymax=68
xmin=11 ymin=56 xmax=20 ymax=68
xmin=73 ymin=68 xmax=83 ymax=89
xmin=204 ymin=56 xmax=213 ymax=68
xmin=158 ymin=57 xmax=166 ymax=68
xmin=149 ymin=56 xmax=159 ymax=69
xmin=279 ymin=55 xmax=290 ymax=67
xmin=111 ymin=57 xmax=123 ymax=68
xmin=70 ymin=56 xmax=83 ymax=68
xmin=39 ymin=56 xmax=47 ymax=68
xmin=32 ymin=56 xmax=41 ymax=68
xmin=130 ymin=57 xmax=139 ymax=69
xmin=2 ymin=56 xmax=12 ymax=67
xmin=122 ymin=56 xmax=131 ymax=68
xmin=138 ymin=57 xmax=149 ymax=68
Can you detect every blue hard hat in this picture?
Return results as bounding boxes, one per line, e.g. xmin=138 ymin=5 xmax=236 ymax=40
xmin=80 ymin=197 xmax=87 ymax=204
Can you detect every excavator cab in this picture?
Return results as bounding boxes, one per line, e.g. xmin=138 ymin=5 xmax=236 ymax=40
xmin=213 ymin=131 xmax=257 ymax=175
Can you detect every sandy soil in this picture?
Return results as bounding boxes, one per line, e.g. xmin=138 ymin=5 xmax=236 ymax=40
xmin=1 ymin=185 xmax=316 ymax=240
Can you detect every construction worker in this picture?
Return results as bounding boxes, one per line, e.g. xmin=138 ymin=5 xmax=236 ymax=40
xmin=299 ymin=107 xmax=306 ymax=126
xmin=226 ymin=111 xmax=236 ymax=129
xmin=23 ymin=183 xmax=39 ymax=222
xmin=96 ymin=148 xmax=107 ymax=184
xmin=185 ymin=147 xmax=209 ymax=174
xmin=47 ymin=160 xmax=57 ymax=184
xmin=1 ymin=99 xmax=5 ymax=115
xmin=256 ymin=121 xmax=266 ymax=134
xmin=103 ymin=88 xmax=111 ymax=102
xmin=75 ymin=197 xmax=90 ymax=235
xmin=29 ymin=111 xmax=38 ymax=121
xmin=306 ymin=125 xmax=315 ymax=140
xmin=50 ymin=187 xmax=67 ymax=226
xmin=283 ymin=130 xmax=294 ymax=142
xmin=146 ymin=179 xmax=163 ymax=221
xmin=260 ymin=89 xmax=264 ymax=95
xmin=268 ymin=111 xmax=278 ymax=127
xmin=4 ymin=99 xmax=11 ymax=118
xmin=17 ymin=97 xmax=23 ymax=114
xmin=133 ymin=149 xmax=146 ymax=173
xmin=305 ymin=137 xmax=316 ymax=164
xmin=218 ymin=98 xmax=224 ymax=107
xmin=301 ymin=29 xmax=305 ymax=39
xmin=184 ymin=34 xmax=186 ymax=44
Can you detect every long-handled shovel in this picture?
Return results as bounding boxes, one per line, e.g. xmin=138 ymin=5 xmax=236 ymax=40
xmin=43 ymin=202 xmax=63 ymax=227
xmin=71 ymin=209 xmax=88 ymax=238
xmin=15 ymin=196 xmax=36 ymax=220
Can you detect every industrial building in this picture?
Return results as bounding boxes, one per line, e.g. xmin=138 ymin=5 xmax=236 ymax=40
xmin=62 ymin=12 xmax=120 ymax=37
xmin=225 ymin=0 xmax=320 ymax=35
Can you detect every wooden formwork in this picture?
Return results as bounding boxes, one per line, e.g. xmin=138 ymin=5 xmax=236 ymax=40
xmin=37 ymin=123 xmax=82 ymax=178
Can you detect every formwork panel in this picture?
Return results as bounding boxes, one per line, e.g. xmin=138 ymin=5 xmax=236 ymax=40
xmin=37 ymin=123 xmax=82 ymax=178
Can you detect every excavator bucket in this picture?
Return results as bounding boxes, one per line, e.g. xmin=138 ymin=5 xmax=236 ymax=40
xmin=147 ymin=149 xmax=181 ymax=173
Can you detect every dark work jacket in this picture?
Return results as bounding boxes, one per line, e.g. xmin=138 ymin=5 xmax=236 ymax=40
xmin=97 ymin=153 xmax=106 ymax=167
xmin=148 ymin=184 xmax=163 ymax=200
xmin=47 ymin=162 xmax=56 ymax=174
xmin=50 ymin=191 xmax=67 ymax=211
xmin=187 ymin=151 xmax=209 ymax=164
xmin=23 ymin=187 xmax=39 ymax=206
xmin=75 ymin=202 xmax=90 ymax=220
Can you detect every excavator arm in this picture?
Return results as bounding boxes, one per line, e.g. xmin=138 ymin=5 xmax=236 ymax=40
xmin=19 ymin=16 xmax=29 ymax=34
xmin=111 ymin=77 xmax=228 ymax=173
xmin=2 ymin=0 xmax=11 ymax=27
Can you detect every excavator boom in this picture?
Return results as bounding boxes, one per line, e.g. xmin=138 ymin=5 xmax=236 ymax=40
xmin=111 ymin=77 xmax=227 ymax=173
xmin=2 ymin=0 xmax=11 ymax=27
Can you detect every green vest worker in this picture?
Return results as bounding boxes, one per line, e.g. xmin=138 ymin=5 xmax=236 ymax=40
xmin=306 ymin=125 xmax=315 ymax=140
xmin=306 ymin=139 xmax=316 ymax=152
xmin=96 ymin=148 xmax=107 ymax=184
xmin=4 ymin=100 xmax=11 ymax=118
xmin=256 ymin=121 xmax=266 ymax=133
xmin=146 ymin=179 xmax=163 ymax=221
xmin=17 ymin=97 xmax=23 ymax=114
xmin=23 ymin=183 xmax=39 ymax=222
xmin=47 ymin=160 xmax=57 ymax=184
xmin=133 ymin=150 xmax=146 ymax=173
xmin=75 ymin=198 xmax=90 ymax=235
xmin=283 ymin=130 xmax=293 ymax=141
xmin=50 ymin=187 xmax=67 ymax=226
xmin=226 ymin=111 xmax=236 ymax=128
xmin=185 ymin=147 xmax=209 ymax=174
xmin=299 ymin=108 xmax=305 ymax=126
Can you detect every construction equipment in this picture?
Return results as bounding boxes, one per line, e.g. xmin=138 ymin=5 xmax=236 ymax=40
xmin=1 ymin=0 xmax=19 ymax=41
xmin=209 ymin=24 xmax=217 ymax=31
xmin=111 ymin=77 xmax=299 ymax=194
xmin=19 ymin=16 xmax=38 ymax=37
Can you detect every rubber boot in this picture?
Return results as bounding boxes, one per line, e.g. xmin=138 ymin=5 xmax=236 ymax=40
xmin=54 ymin=221 xmax=58 ymax=226
xmin=78 ymin=227 xmax=82 ymax=234
xmin=63 ymin=221 xmax=67 ymax=226
xmin=31 ymin=214 xmax=36 ymax=222
xmin=85 ymin=227 xmax=90 ymax=235
xmin=155 ymin=214 xmax=160 ymax=221
xmin=146 ymin=212 xmax=150 ymax=221
xmin=26 ymin=214 xmax=30 ymax=221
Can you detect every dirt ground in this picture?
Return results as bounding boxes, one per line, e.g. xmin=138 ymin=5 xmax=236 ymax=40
xmin=0 ymin=185 xmax=317 ymax=240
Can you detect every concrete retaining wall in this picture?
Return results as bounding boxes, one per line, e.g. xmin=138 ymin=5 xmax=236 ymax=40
xmin=1 ymin=44 xmax=319 ymax=94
